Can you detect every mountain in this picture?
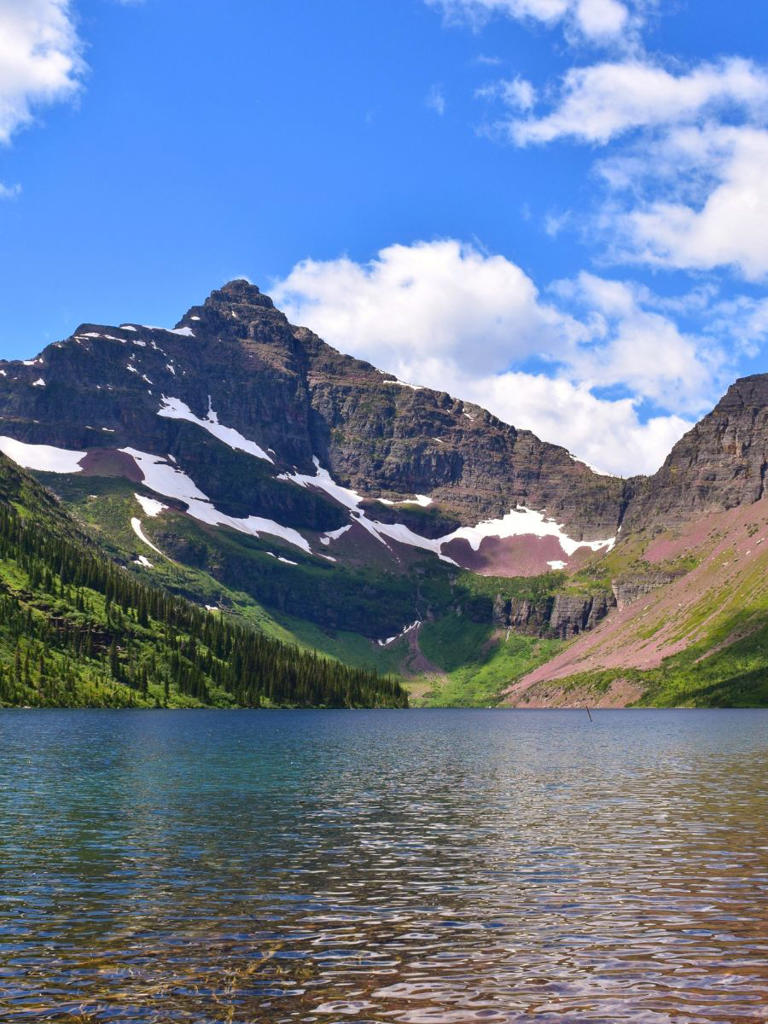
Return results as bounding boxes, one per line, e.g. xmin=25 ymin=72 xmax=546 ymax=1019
xmin=2 ymin=279 xmax=768 ymax=707
xmin=622 ymin=375 xmax=768 ymax=531
xmin=503 ymin=383 xmax=768 ymax=708
xmin=0 ymin=280 xmax=622 ymax=567
xmin=0 ymin=451 xmax=407 ymax=709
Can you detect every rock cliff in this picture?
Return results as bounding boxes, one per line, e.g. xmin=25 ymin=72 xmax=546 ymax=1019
xmin=623 ymin=375 xmax=768 ymax=532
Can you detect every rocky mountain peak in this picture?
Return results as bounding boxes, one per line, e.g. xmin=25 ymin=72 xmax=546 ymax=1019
xmin=209 ymin=279 xmax=275 ymax=309
xmin=174 ymin=280 xmax=285 ymax=338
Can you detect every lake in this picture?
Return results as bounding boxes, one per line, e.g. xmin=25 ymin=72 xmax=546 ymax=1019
xmin=0 ymin=709 xmax=766 ymax=1023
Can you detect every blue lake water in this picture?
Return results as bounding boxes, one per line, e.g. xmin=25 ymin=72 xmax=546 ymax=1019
xmin=0 ymin=708 xmax=767 ymax=1023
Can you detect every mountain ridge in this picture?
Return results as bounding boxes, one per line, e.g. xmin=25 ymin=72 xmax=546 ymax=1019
xmin=0 ymin=279 xmax=625 ymax=572
xmin=2 ymin=279 xmax=768 ymax=707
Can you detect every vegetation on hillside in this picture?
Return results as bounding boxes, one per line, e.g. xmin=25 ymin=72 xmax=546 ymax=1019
xmin=415 ymin=616 xmax=564 ymax=707
xmin=0 ymin=458 xmax=407 ymax=709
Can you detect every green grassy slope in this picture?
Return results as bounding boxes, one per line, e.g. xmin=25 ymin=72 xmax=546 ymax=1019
xmin=36 ymin=474 xmax=611 ymax=707
xmin=505 ymin=510 xmax=768 ymax=708
xmin=413 ymin=617 xmax=565 ymax=707
xmin=37 ymin=466 xmax=768 ymax=710
xmin=0 ymin=456 xmax=407 ymax=709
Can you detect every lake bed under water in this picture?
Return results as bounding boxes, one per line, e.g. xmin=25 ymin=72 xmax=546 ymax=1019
xmin=0 ymin=708 xmax=767 ymax=1023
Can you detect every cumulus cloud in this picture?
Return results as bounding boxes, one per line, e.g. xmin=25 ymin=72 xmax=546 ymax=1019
xmin=427 ymin=0 xmax=637 ymax=43
xmin=614 ymin=125 xmax=768 ymax=280
xmin=573 ymin=0 xmax=628 ymax=40
xmin=0 ymin=181 xmax=21 ymax=198
xmin=273 ymin=240 xmax=583 ymax=376
xmin=505 ymin=58 xmax=768 ymax=145
xmin=483 ymin=54 xmax=768 ymax=280
xmin=272 ymin=240 xmax=721 ymax=475
xmin=476 ymin=76 xmax=536 ymax=110
xmin=456 ymin=372 xmax=692 ymax=477
xmin=0 ymin=0 xmax=84 ymax=144
xmin=559 ymin=272 xmax=724 ymax=409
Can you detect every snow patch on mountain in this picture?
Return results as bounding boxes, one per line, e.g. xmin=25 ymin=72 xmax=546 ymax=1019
xmin=279 ymin=458 xmax=457 ymax=563
xmin=442 ymin=507 xmax=615 ymax=557
xmin=142 ymin=326 xmax=195 ymax=337
xmin=122 ymin=448 xmax=311 ymax=553
xmin=0 ymin=437 xmax=86 ymax=474
xmin=278 ymin=458 xmax=362 ymax=509
xmin=320 ymin=524 xmax=352 ymax=545
xmin=378 ymin=494 xmax=433 ymax=508
xmin=157 ymin=396 xmax=274 ymax=463
xmin=280 ymin=456 xmax=613 ymax=565
xmin=382 ymin=378 xmax=422 ymax=390
xmin=130 ymin=518 xmax=163 ymax=556
xmin=134 ymin=493 xmax=167 ymax=518
xmin=377 ymin=620 xmax=421 ymax=647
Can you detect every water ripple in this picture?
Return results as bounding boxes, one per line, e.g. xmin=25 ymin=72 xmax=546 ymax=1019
xmin=0 ymin=708 xmax=767 ymax=1023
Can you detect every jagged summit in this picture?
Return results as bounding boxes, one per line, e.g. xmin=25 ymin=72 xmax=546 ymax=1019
xmin=8 ymin=277 xmax=768 ymax=586
xmin=174 ymin=279 xmax=280 ymax=335
xmin=207 ymin=279 xmax=275 ymax=310
xmin=4 ymin=282 xmax=768 ymax=557
xmin=2 ymin=280 xmax=768 ymax=701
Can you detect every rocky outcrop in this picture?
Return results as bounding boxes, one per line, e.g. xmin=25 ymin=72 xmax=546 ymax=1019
xmin=4 ymin=277 xmax=768 ymax=638
xmin=611 ymin=571 xmax=684 ymax=611
xmin=622 ymin=375 xmax=768 ymax=533
xmin=493 ymin=591 xmax=616 ymax=639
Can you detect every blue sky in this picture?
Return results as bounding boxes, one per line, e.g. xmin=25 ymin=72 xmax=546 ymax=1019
xmin=1 ymin=0 xmax=768 ymax=475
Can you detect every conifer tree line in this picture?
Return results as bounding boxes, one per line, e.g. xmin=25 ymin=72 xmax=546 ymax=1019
xmin=0 ymin=501 xmax=408 ymax=709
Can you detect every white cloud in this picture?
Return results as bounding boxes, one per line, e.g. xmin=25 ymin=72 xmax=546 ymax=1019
xmin=506 ymin=58 xmax=768 ymax=145
xmin=555 ymin=272 xmax=723 ymax=411
xmin=544 ymin=209 xmax=570 ymax=236
xmin=701 ymin=294 xmax=768 ymax=358
xmin=615 ymin=126 xmax=768 ymax=280
xmin=574 ymin=0 xmax=627 ymax=40
xmin=0 ymin=181 xmax=21 ymax=198
xmin=427 ymin=0 xmax=638 ymax=44
xmin=476 ymin=76 xmax=536 ymax=110
xmin=426 ymin=84 xmax=446 ymax=116
xmin=0 ymin=0 xmax=84 ymax=144
xmin=273 ymin=240 xmax=720 ymax=475
xmin=488 ymin=54 xmax=768 ymax=280
xmin=273 ymin=240 xmax=582 ymax=376
xmin=430 ymin=0 xmax=568 ymax=28
xmin=457 ymin=371 xmax=691 ymax=476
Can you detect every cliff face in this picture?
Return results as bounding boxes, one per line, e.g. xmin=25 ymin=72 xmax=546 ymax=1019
xmin=493 ymin=591 xmax=616 ymax=639
xmin=623 ymin=375 xmax=768 ymax=533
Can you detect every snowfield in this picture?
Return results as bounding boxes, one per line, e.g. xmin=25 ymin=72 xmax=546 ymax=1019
xmin=157 ymin=396 xmax=274 ymax=463
xmin=0 ymin=432 xmax=614 ymax=571
xmin=281 ymin=456 xmax=614 ymax=564
xmin=121 ymin=448 xmax=311 ymax=553
xmin=0 ymin=437 xmax=86 ymax=474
